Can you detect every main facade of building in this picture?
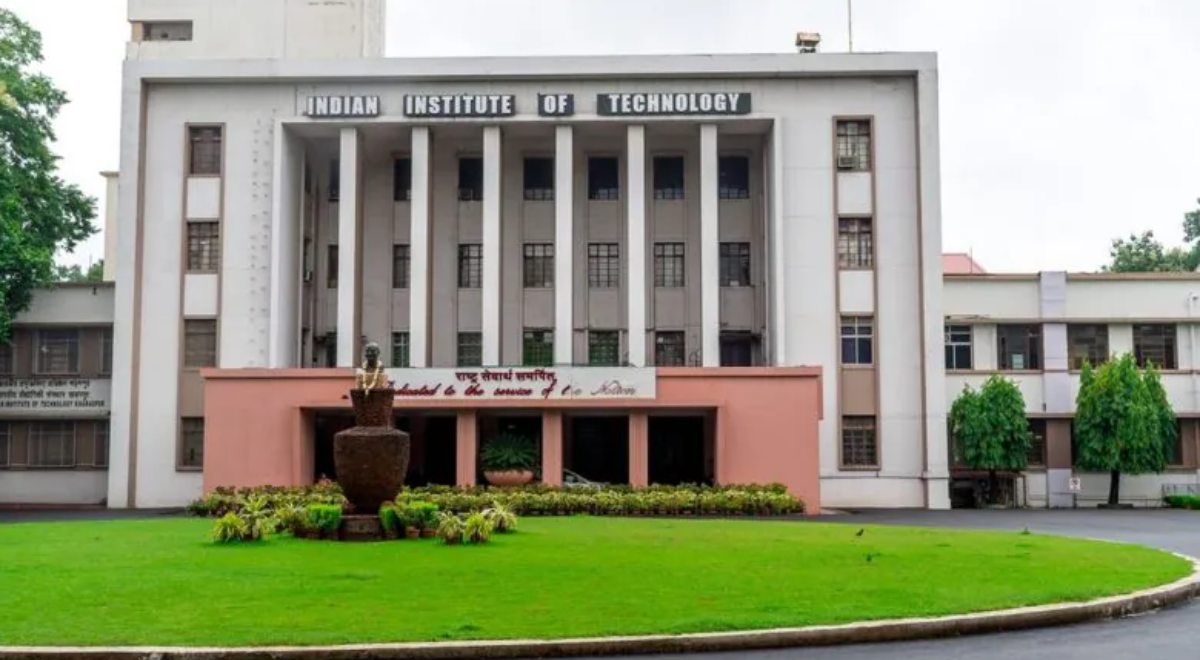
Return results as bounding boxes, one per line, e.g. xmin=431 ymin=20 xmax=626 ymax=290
xmin=1 ymin=0 xmax=1196 ymax=509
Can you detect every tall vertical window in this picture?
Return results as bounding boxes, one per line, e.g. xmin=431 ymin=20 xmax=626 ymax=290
xmin=391 ymin=332 xmax=409 ymax=368
xmin=653 ymin=156 xmax=685 ymax=200
xmin=188 ymin=126 xmax=222 ymax=176
xmin=458 ymin=244 xmax=482 ymax=288
xmin=997 ymin=324 xmax=1042 ymax=370
xmin=841 ymin=416 xmax=878 ymax=468
xmin=719 ymin=242 xmax=751 ymax=287
xmin=1027 ymin=419 xmax=1046 ymax=467
xmin=588 ymin=157 xmax=620 ymax=200
xmin=720 ymin=332 xmax=756 ymax=367
xmin=28 ymin=422 xmax=75 ymax=468
xmin=655 ymin=331 xmax=686 ymax=367
xmin=392 ymin=244 xmax=410 ymax=289
xmin=523 ymin=329 xmax=554 ymax=367
xmin=0 ymin=341 xmax=11 ymax=374
xmin=458 ymin=157 xmax=483 ymax=201
xmin=523 ymin=157 xmax=554 ymax=201
xmin=836 ymin=120 xmax=871 ymax=171
xmin=457 ymin=332 xmax=482 ymax=367
xmin=328 ymin=159 xmax=340 ymax=201
xmin=393 ymin=158 xmax=411 ymax=201
xmin=1133 ymin=324 xmax=1176 ymax=369
xmin=179 ymin=418 xmax=204 ymax=469
xmin=183 ymin=320 xmax=217 ymax=368
xmin=0 ymin=422 xmax=8 ymax=467
xmin=1067 ymin=324 xmax=1109 ymax=369
xmin=837 ymin=218 xmax=874 ymax=268
xmin=323 ymin=332 xmax=337 ymax=368
xmin=840 ymin=316 xmax=874 ymax=365
xmin=653 ymin=243 xmax=685 ymax=288
xmin=36 ymin=329 xmax=79 ymax=375
xmin=588 ymin=243 xmax=620 ymax=288
xmin=588 ymin=330 xmax=620 ymax=366
xmin=186 ymin=221 xmax=220 ymax=272
xmin=92 ymin=421 xmax=110 ymax=468
xmin=101 ymin=328 xmax=113 ymax=375
xmin=718 ymin=155 xmax=750 ymax=199
xmin=523 ymin=244 xmax=554 ymax=288
xmin=326 ymin=245 xmax=339 ymax=288
xmin=944 ymin=324 xmax=972 ymax=370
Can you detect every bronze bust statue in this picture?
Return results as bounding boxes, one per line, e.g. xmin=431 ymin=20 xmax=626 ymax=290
xmin=355 ymin=342 xmax=385 ymax=393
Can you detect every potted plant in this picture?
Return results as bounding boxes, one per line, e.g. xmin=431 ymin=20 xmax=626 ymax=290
xmin=379 ymin=504 xmax=400 ymax=540
xmin=480 ymin=432 xmax=537 ymax=486
xmin=415 ymin=502 xmax=440 ymax=538
xmin=397 ymin=503 xmax=420 ymax=539
xmin=436 ymin=511 xmax=465 ymax=545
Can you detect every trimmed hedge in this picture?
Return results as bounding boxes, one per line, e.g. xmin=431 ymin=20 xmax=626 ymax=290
xmin=1164 ymin=494 xmax=1200 ymax=510
xmin=188 ymin=483 xmax=803 ymax=518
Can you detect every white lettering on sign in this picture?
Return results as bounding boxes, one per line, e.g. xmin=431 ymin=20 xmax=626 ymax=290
xmin=379 ymin=367 xmax=656 ymax=401
xmin=304 ymin=95 xmax=381 ymax=118
xmin=598 ymin=92 xmax=750 ymax=116
xmin=0 ymin=378 xmax=111 ymax=417
xmin=403 ymin=94 xmax=518 ymax=118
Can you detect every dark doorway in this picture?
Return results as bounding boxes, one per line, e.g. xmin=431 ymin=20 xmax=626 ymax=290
xmin=649 ymin=415 xmax=714 ymax=485
xmin=565 ymin=415 xmax=629 ymax=484
xmin=408 ymin=415 xmax=457 ymax=486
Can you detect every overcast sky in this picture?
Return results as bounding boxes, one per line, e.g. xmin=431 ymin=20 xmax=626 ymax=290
xmin=9 ymin=0 xmax=1200 ymax=273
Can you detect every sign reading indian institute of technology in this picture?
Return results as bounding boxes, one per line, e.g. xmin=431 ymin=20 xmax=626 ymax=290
xmin=0 ymin=378 xmax=110 ymax=417
xmin=597 ymin=92 xmax=751 ymax=116
xmin=403 ymin=94 xmax=517 ymax=118
xmin=382 ymin=367 xmax=656 ymax=400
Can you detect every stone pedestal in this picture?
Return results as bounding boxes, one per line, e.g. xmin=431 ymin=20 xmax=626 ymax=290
xmin=338 ymin=514 xmax=385 ymax=542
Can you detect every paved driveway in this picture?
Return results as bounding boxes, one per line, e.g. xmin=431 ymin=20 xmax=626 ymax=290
xmin=592 ymin=509 xmax=1200 ymax=660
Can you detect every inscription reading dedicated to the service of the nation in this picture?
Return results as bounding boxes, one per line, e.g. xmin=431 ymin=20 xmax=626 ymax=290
xmin=597 ymin=92 xmax=751 ymax=116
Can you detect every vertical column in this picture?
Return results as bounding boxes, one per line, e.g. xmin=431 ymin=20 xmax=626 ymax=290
xmin=628 ymin=412 xmax=649 ymax=487
xmin=541 ymin=411 xmax=564 ymax=486
xmin=336 ymin=127 xmax=362 ymax=367
xmin=699 ymin=124 xmax=720 ymax=367
xmin=409 ymin=127 xmax=432 ymax=367
xmin=455 ymin=410 xmax=478 ymax=487
xmin=268 ymin=122 xmax=300 ymax=367
xmin=626 ymin=125 xmax=647 ymax=367
xmin=769 ymin=120 xmax=787 ymax=365
xmin=554 ymin=125 xmax=574 ymax=365
xmin=482 ymin=126 xmax=503 ymax=366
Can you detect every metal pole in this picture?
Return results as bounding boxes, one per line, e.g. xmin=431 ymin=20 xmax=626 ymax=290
xmin=847 ymin=0 xmax=854 ymax=52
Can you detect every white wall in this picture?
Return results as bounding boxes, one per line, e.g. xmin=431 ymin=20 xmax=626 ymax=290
xmin=20 ymin=286 xmax=114 ymax=325
xmin=0 ymin=471 xmax=108 ymax=505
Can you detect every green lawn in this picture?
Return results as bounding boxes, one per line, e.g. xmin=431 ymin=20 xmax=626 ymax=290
xmin=0 ymin=516 xmax=1189 ymax=646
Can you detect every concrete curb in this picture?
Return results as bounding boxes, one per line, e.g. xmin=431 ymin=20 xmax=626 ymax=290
xmin=2 ymin=555 xmax=1197 ymax=659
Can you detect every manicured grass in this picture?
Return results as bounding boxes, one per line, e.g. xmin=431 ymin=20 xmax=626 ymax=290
xmin=0 ymin=516 xmax=1189 ymax=646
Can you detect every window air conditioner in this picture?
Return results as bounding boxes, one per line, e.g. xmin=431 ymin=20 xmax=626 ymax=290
xmin=837 ymin=155 xmax=859 ymax=170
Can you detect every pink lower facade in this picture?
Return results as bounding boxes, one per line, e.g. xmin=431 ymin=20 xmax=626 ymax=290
xmin=200 ymin=367 xmax=822 ymax=513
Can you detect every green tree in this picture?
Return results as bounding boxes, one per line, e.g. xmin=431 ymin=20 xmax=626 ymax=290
xmin=1104 ymin=231 xmax=1198 ymax=273
xmin=1074 ymin=355 xmax=1173 ymax=506
xmin=949 ymin=375 xmax=1031 ymax=504
xmin=54 ymin=260 xmax=103 ymax=283
xmin=0 ymin=9 xmax=97 ymax=342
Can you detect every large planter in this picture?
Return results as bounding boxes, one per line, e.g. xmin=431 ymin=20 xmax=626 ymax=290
xmin=334 ymin=387 xmax=410 ymax=512
xmin=483 ymin=469 xmax=535 ymax=487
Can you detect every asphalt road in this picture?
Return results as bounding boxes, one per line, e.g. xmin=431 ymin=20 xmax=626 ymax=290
xmin=583 ymin=509 xmax=1200 ymax=660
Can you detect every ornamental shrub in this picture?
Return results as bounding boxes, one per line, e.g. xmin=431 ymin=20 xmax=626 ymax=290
xmin=305 ymin=503 xmax=342 ymax=533
xmin=211 ymin=513 xmax=251 ymax=543
xmin=435 ymin=511 xmax=465 ymax=545
xmin=949 ymin=375 xmax=1031 ymax=504
xmin=463 ymin=511 xmax=494 ymax=544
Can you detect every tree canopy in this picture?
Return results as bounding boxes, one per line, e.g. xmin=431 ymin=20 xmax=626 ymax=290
xmin=0 ymin=8 xmax=97 ymax=342
xmin=949 ymin=375 xmax=1031 ymax=473
xmin=54 ymin=260 xmax=103 ymax=283
xmin=1103 ymin=199 xmax=1200 ymax=272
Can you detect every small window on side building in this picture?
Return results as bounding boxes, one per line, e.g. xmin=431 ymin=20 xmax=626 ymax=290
xmin=944 ymin=324 xmax=972 ymax=370
xmin=1133 ymin=324 xmax=1176 ymax=370
xmin=1067 ymin=324 xmax=1108 ymax=369
xmin=718 ymin=242 xmax=751 ymax=287
xmin=840 ymin=316 xmax=874 ymax=365
xmin=997 ymin=324 xmax=1042 ymax=370
xmin=841 ymin=416 xmax=878 ymax=468
xmin=36 ymin=329 xmax=79 ymax=375
xmin=179 ymin=418 xmax=204 ymax=469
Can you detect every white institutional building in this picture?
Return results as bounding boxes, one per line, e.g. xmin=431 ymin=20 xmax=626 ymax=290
xmin=0 ymin=0 xmax=1196 ymax=509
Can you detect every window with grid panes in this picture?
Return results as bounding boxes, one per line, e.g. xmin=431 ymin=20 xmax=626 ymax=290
xmin=101 ymin=328 xmax=113 ymax=374
xmin=523 ymin=157 xmax=554 ymax=201
xmin=588 ymin=243 xmax=620 ymax=288
xmin=1067 ymin=324 xmax=1108 ymax=369
xmin=36 ymin=329 xmax=79 ymax=374
xmin=841 ymin=416 xmax=878 ymax=467
xmin=588 ymin=330 xmax=620 ymax=366
xmin=653 ymin=156 xmax=684 ymax=200
xmin=653 ymin=243 xmax=685 ymax=287
xmin=1134 ymin=324 xmax=1176 ymax=369
xmin=92 ymin=421 xmax=109 ymax=468
xmin=179 ymin=418 xmax=204 ymax=468
xmin=944 ymin=324 xmax=972 ymax=370
xmin=840 ymin=316 xmax=874 ymax=365
xmin=391 ymin=332 xmax=409 ymax=368
xmin=392 ymin=244 xmax=410 ymax=288
xmin=458 ymin=244 xmax=482 ymax=288
xmin=1026 ymin=419 xmax=1046 ymax=467
xmin=187 ymin=221 xmax=220 ymax=272
xmin=28 ymin=422 xmax=75 ymax=468
xmin=326 ymin=245 xmax=338 ymax=288
xmin=719 ymin=242 xmax=750 ymax=286
xmin=837 ymin=218 xmax=873 ymax=268
xmin=393 ymin=158 xmax=411 ymax=201
xmin=0 ymin=341 xmax=11 ymax=374
xmin=188 ymin=126 xmax=222 ymax=175
xmin=718 ymin=156 xmax=750 ymax=199
xmin=588 ymin=157 xmax=619 ymax=200
xmin=523 ymin=329 xmax=554 ymax=367
xmin=457 ymin=332 xmax=482 ymax=367
xmin=183 ymin=320 xmax=217 ymax=368
xmin=655 ymin=331 xmax=686 ymax=366
xmin=458 ymin=157 xmax=483 ymax=201
xmin=997 ymin=324 xmax=1042 ymax=370
xmin=0 ymin=422 xmax=8 ymax=467
xmin=523 ymin=244 xmax=554 ymax=288
xmin=836 ymin=120 xmax=871 ymax=171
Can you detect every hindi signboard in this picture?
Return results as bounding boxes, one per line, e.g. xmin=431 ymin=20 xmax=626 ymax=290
xmin=382 ymin=367 xmax=656 ymax=401
xmin=0 ymin=378 xmax=111 ymax=417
